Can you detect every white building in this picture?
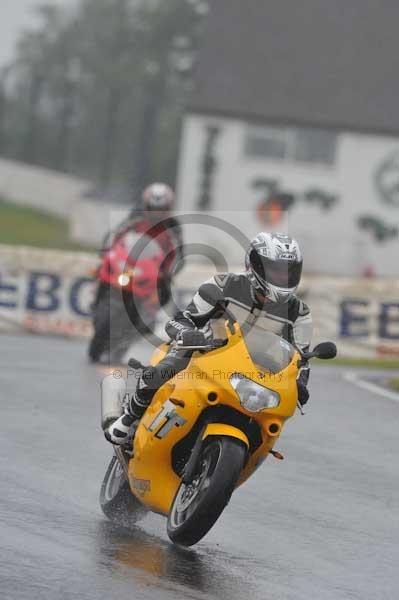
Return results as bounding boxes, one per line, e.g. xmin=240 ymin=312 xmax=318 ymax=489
xmin=176 ymin=0 xmax=399 ymax=276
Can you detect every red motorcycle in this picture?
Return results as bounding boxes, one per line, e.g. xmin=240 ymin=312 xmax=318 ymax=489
xmin=88 ymin=230 xmax=167 ymax=363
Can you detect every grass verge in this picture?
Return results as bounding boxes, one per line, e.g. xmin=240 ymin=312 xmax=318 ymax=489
xmin=387 ymin=378 xmax=399 ymax=392
xmin=0 ymin=198 xmax=94 ymax=251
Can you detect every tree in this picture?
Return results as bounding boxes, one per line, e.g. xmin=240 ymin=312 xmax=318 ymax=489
xmin=134 ymin=0 xmax=209 ymax=192
xmin=1 ymin=0 xmax=209 ymax=196
xmin=0 ymin=66 xmax=12 ymax=155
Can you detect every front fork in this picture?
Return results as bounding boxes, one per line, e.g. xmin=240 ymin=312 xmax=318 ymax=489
xmin=113 ymin=446 xmax=130 ymax=480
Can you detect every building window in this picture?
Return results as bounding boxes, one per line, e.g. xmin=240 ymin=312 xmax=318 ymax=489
xmin=244 ymin=125 xmax=337 ymax=166
xmin=244 ymin=126 xmax=287 ymax=160
xmin=293 ymin=128 xmax=336 ymax=165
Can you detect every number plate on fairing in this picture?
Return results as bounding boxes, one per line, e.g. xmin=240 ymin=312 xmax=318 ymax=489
xmin=146 ymin=399 xmax=187 ymax=439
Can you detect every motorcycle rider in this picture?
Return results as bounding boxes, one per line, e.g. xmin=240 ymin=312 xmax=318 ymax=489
xmin=99 ymin=182 xmax=184 ymax=300
xmin=105 ymin=232 xmax=313 ymax=445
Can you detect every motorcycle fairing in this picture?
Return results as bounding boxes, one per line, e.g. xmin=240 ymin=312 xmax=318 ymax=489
xmin=128 ymin=323 xmax=300 ymax=515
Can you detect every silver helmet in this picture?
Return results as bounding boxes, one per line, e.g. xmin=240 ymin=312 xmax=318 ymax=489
xmin=245 ymin=232 xmax=303 ymax=302
xmin=142 ymin=183 xmax=175 ymax=211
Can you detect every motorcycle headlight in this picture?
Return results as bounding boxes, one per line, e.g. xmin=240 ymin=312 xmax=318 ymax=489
xmin=118 ymin=273 xmax=130 ymax=287
xmin=230 ymin=374 xmax=280 ymax=412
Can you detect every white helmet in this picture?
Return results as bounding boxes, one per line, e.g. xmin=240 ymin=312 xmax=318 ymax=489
xmin=142 ymin=183 xmax=175 ymax=211
xmin=245 ymin=232 xmax=303 ymax=303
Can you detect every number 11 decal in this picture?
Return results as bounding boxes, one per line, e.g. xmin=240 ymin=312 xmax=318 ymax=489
xmin=147 ymin=400 xmax=187 ymax=439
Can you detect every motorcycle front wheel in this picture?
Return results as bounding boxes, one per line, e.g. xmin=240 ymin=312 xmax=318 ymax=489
xmin=88 ymin=292 xmax=110 ymax=362
xmin=167 ymin=436 xmax=246 ymax=547
xmin=100 ymin=455 xmax=147 ymax=527
xmin=88 ymin=288 xmax=133 ymax=363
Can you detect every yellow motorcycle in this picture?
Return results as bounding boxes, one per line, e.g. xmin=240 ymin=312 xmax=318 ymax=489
xmin=100 ymin=300 xmax=336 ymax=546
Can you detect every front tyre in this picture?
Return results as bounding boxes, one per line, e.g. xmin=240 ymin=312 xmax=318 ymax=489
xmin=167 ymin=437 xmax=246 ymax=547
xmin=100 ymin=456 xmax=146 ymax=527
xmin=88 ymin=294 xmax=110 ymax=362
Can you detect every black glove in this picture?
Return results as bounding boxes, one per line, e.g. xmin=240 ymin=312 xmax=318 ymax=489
xmin=177 ymin=329 xmax=208 ymax=346
xmin=297 ymin=381 xmax=309 ymax=406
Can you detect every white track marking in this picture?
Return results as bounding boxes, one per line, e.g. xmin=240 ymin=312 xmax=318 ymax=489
xmin=344 ymin=371 xmax=399 ymax=403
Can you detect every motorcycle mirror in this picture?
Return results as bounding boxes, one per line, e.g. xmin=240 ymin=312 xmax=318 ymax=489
xmin=312 ymin=342 xmax=337 ymax=360
xmin=300 ymin=342 xmax=337 ymax=362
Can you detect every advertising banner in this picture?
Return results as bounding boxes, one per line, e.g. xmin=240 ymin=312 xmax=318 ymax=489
xmin=302 ymin=277 xmax=399 ymax=358
xmin=0 ymin=245 xmax=97 ymax=338
xmin=1 ymin=245 xmax=398 ymax=358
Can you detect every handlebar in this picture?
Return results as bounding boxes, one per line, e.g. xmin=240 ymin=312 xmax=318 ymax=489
xmin=175 ymin=339 xmax=226 ymax=351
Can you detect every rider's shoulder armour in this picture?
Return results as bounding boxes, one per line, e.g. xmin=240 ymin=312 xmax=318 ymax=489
xmin=287 ymin=296 xmax=311 ymax=322
xmin=213 ymin=273 xmax=231 ymax=288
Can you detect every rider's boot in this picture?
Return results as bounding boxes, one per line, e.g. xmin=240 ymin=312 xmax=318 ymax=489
xmin=104 ymin=368 xmax=156 ymax=445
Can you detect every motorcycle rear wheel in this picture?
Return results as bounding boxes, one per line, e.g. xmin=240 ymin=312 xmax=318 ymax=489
xmin=100 ymin=455 xmax=147 ymax=527
xmin=167 ymin=437 xmax=246 ymax=546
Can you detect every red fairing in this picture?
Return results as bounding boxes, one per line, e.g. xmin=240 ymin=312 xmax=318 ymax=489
xmin=98 ymin=229 xmax=165 ymax=299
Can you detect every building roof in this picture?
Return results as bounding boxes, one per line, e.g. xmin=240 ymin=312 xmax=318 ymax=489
xmin=191 ymin=0 xmax=399 ymax=136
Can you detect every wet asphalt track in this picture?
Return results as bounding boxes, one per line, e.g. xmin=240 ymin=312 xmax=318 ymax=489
xmin=1 ymin=332 xmax=399 ymax=600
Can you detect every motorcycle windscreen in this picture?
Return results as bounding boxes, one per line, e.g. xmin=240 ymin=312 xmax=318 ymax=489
xmin=241 ymin=327 xmax=295 ymax=374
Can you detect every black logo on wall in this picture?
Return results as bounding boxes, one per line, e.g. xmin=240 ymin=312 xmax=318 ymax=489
xmin=357 ymin=215 xmax=398 ymax=243
xmin=252 ymin=177 xmax=338 ymax=226
xmin=357 ymin=150 xmax=399 ymax=243
xmin=375 ymin=150 xmax=399 ymax=207
xmin=197 ymin=125 xmax=221 ymax=210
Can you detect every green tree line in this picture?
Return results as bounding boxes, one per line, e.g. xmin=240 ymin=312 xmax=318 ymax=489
xmin=0 ymin=0 xmax=209 ymax=201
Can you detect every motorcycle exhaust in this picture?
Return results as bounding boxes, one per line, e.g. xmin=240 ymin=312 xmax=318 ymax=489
xmin=101 ymin=373 xmax=126 ymax=430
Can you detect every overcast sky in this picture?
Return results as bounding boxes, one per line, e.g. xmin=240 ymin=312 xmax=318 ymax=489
xmin=0 ymin=0 xmax=74 ymax=67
